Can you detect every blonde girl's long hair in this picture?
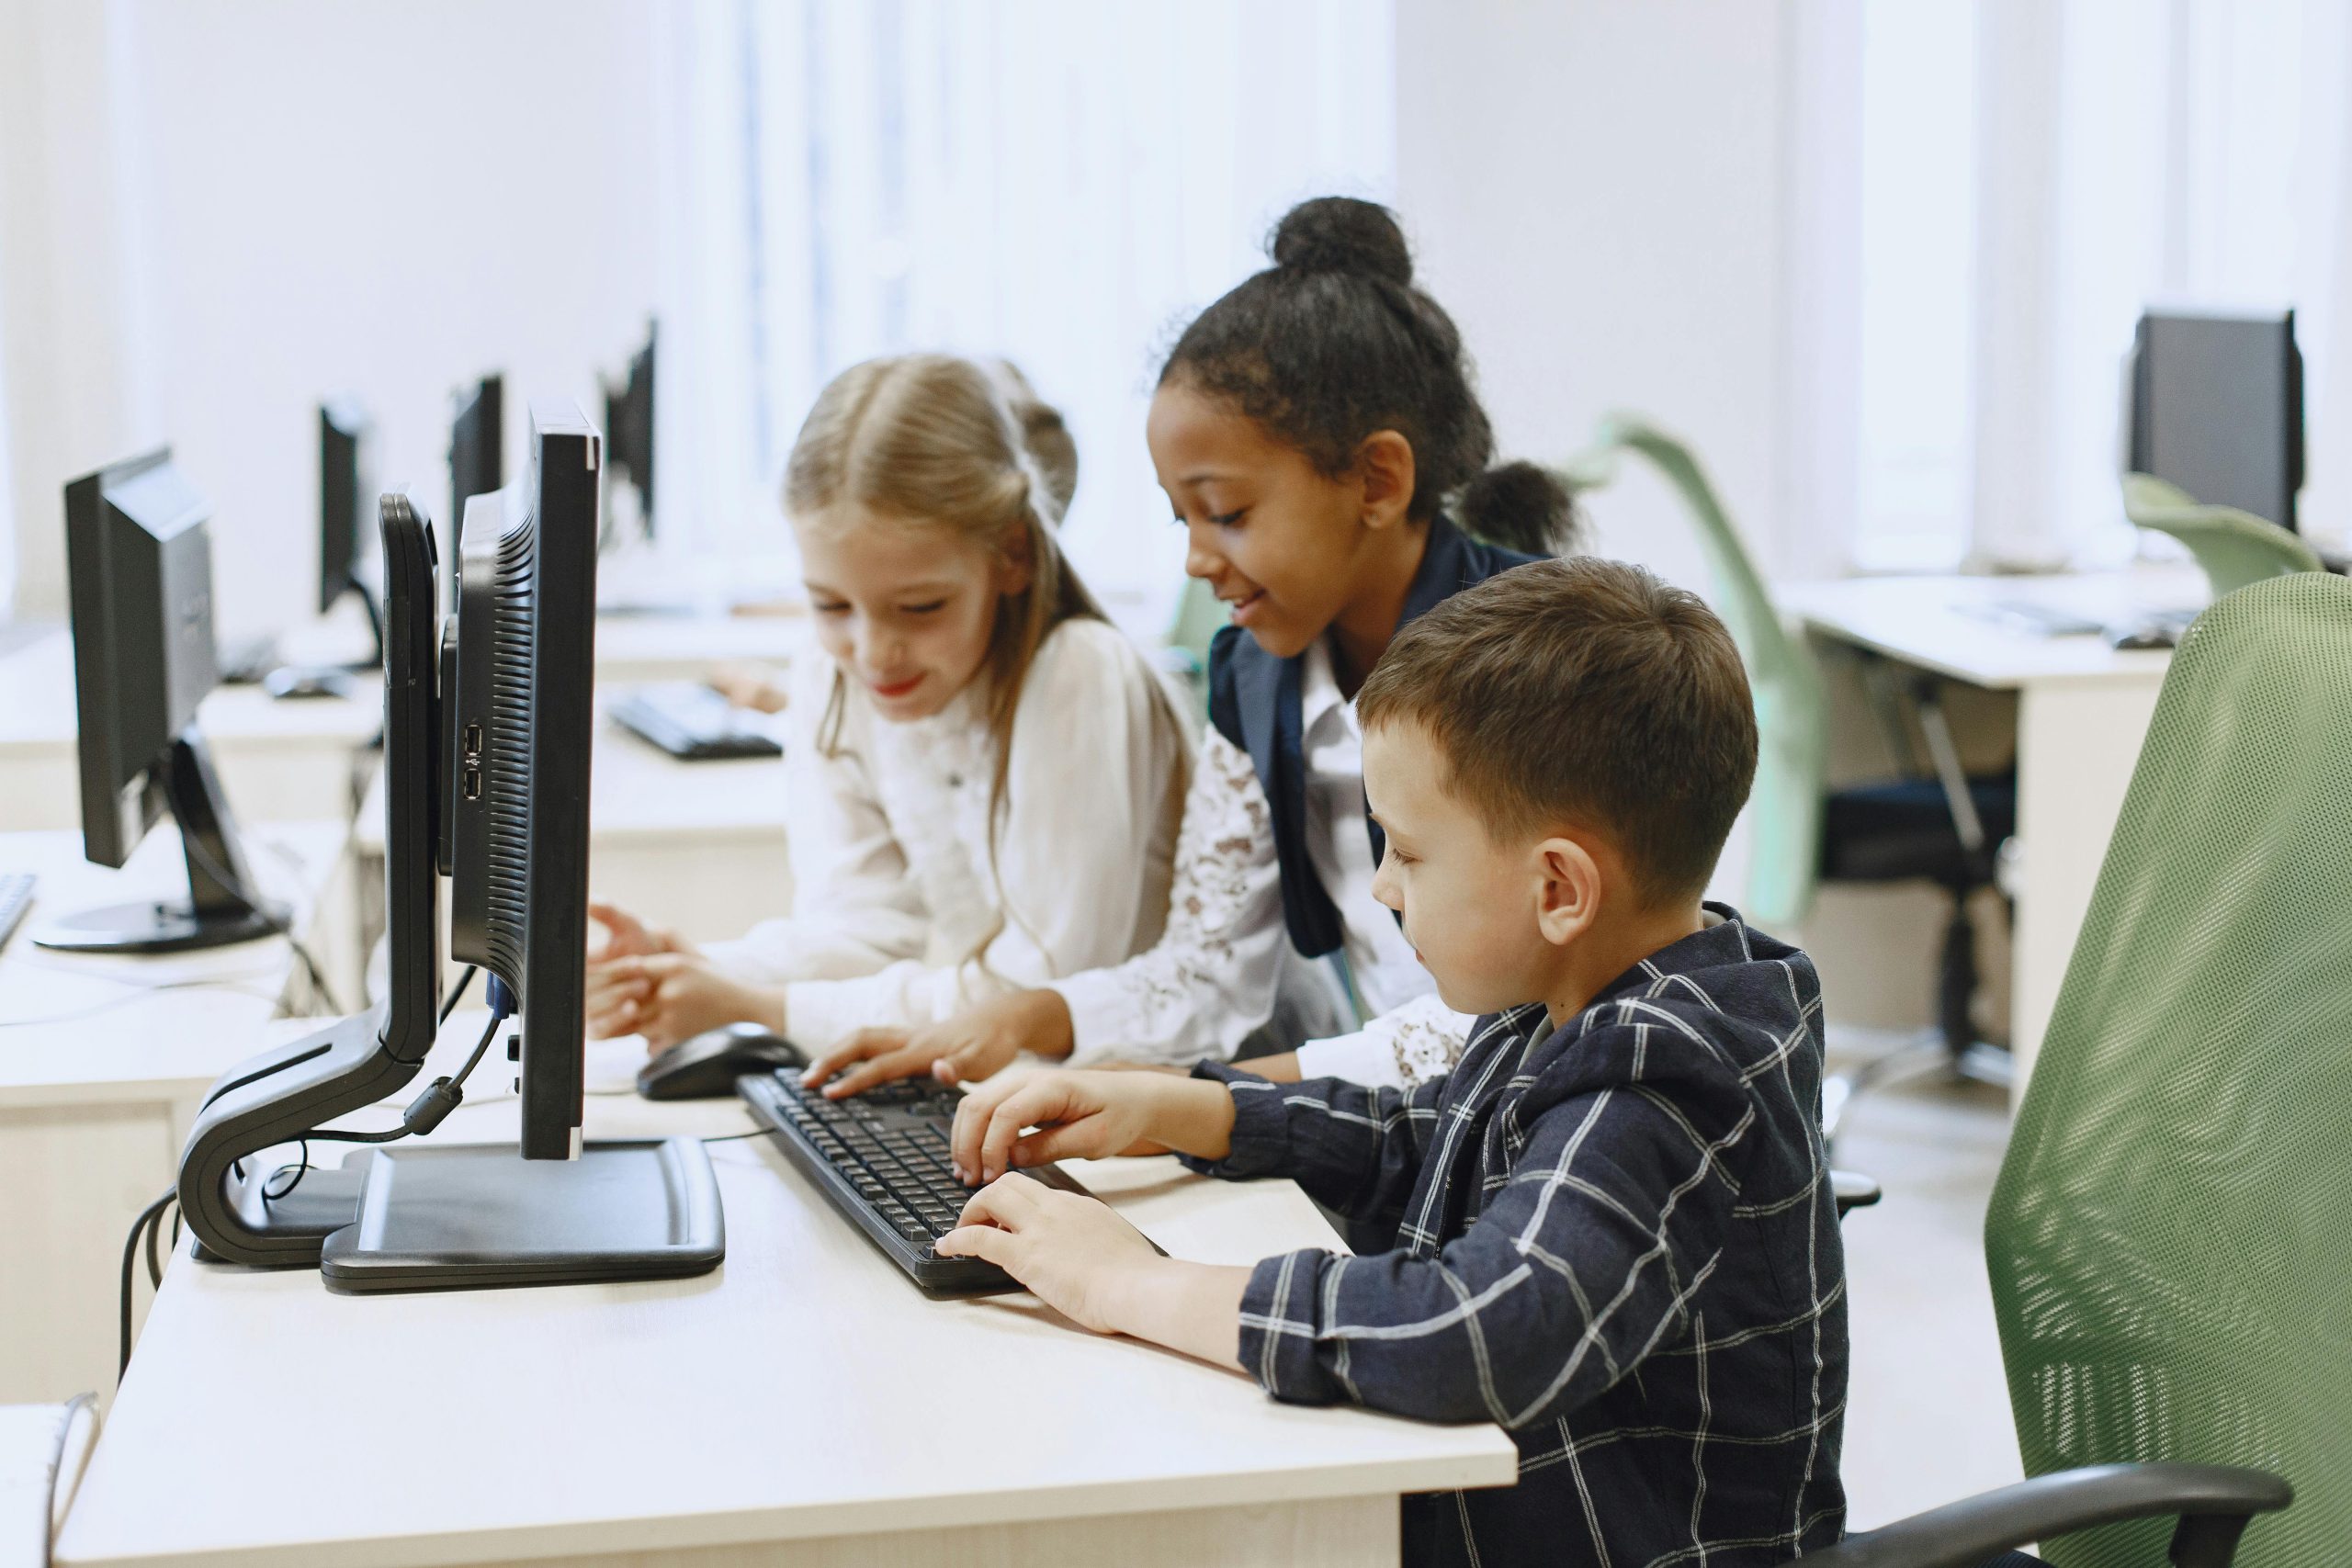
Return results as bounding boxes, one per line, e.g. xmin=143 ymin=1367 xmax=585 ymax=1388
xmin=786 ymin=354 xmax=1186 ymax=964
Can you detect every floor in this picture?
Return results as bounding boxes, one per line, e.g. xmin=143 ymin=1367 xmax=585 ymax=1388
xmin=1827 ymin=1032 xmax=2024 ymax=1531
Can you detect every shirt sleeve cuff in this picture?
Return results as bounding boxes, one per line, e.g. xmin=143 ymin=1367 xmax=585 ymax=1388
xmin=1237 ymin=1248 xmax=1346 ymax=1404
xmin=1172 ymin=1061 xmax=1296 ymax=1180
xmin=1294 ymin=1029 xmax=1401 ymax=1088
xmin=782 ymin=980 xmax=863 ymax=1055
xmin=1045 ymin=970 xmax=1131 ymax=1068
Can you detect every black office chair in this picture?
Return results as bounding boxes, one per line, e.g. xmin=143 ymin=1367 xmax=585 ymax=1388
xmin=1817 ymin=658 xmax=2017 ymax=1139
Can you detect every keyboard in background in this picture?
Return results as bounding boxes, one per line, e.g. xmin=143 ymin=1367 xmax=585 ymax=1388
xmin=216 ymin=636 xmax=279 ymax=684
xmin=608 ymin=683 xmax=783 ymax=761
xmin=0 ymin=873 xmax=34 ymax=952
xmin=738 ymin=1070 xmax=1092 ymax=1295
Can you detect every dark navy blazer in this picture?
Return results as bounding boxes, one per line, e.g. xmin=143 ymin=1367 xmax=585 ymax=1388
xmin=1205 ymin=515 xmax=1536 ymax=958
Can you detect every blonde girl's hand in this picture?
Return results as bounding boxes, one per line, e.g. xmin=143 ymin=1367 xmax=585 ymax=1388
xmin=594 ymin=952 xmax=785 ymax=1053
xmin=587 ymin=900 xmax=688 ymax=963
xmin=705 ymin=661 xmax=790 ymax=714
xmin=798 ymin=988 xmax=1073 ymax=1099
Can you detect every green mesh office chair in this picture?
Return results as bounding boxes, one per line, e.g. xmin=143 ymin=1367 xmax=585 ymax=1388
xmin=2121 ymin=473 xmax=2322 ymax=599
xmin=1821 ymin=572 xmax=2352 ymax=1564
xmin=1567 ymin=415 xmax=2015 ymax=1135
xmin=1161 ymin=575 xmax=1227 ymax=718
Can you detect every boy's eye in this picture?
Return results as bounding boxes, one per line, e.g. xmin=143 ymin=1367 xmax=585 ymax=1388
xmin=812 ymin=600 xmax=850 ymax=616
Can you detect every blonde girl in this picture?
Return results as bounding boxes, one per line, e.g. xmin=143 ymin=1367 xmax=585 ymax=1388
xmin=586 ymin=355 xmax=1190 ymax=1055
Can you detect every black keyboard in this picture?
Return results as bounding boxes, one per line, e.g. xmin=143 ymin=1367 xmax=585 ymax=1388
xmin=0 ymin=873 xmax=32 ymax=952
xmin=608 ymin=683 xmax=783 ymax=761
xmin=737 ymin=1070 xmax=1089 ymax=1295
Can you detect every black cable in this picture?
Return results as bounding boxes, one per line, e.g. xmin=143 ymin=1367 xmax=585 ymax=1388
xmin=119 ymin=1188 xmax=176 ymax=1382
xmin=177 ymin=830 xmax=343 ymax=1014
xmin=439 ymin=964 xmax=478 ymax=1024
xmin=263 ymin=1139 xmax=311 ymax=1202
xmin=701 ymin=1130 xmax=768 ymax=1144
xmin=305 ymin=1009 xmax=503 ymax=1144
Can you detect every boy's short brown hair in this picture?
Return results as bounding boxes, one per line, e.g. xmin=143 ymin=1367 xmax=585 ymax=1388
xmin=1357 ymin=557 xmax=1758 ymax=907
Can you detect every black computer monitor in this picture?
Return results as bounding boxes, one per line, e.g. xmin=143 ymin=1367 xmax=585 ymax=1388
xmin=447 ymin=402 xmax=600 ymax=1158
xmin=318 ymin=400 xmax=383 ymax=658
xmin=2127 ymin=310 xmax=2303 ymax=530
xmin=447 ymin=373 xmax=503 ymax=607
xmin=174 ymin=404 xmax=721 ymax=1292
xmin=603 ymin=321 xmax=655 ymax=539
xmin=41 ymin=450 xmax=286 ymax=952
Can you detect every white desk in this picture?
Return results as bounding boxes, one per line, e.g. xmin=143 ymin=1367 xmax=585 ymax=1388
xmin=353 ymin=703 xmax=790 ymax=958
xmin=594 ymin=610 xmax=806 ymax=685
xmin=0 ymin=631 xmax=379 ymax=833
xmin=60 ymin=1021 xmax=1516 ymax=1568
xmin=0 ymin=819 xmax=349 ymax=1407
xmin=1781 ymin=566 xmax=2195 ymax=1093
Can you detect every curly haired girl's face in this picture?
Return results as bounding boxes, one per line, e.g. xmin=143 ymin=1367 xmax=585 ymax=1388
xmin=1148 ymin=379 xmax=1376 ymax=661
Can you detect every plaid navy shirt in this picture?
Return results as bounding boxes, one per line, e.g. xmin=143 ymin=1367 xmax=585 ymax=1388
xmin=1184 ymin=909 xmax=1847 ymax=1568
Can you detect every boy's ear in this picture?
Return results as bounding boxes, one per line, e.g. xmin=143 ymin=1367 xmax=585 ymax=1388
xmin=1533 ymin=836 xmax=1602 ymax=949
xmin=1353 ymin=430 xmax=1417 ymax=533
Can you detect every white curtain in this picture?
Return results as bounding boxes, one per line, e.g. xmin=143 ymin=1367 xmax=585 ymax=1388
xmin=1838 ymin=0 xmax=2352 ymax=573
xmin=650 ymin=0 xmax=1396 ymax=633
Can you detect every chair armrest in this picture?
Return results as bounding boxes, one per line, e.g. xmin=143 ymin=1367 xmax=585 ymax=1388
xmin=1806 ymin=1463 xmax=2290 ymax=1568
xmin=1830 ymin=1169 xmax=1881 ymax=1216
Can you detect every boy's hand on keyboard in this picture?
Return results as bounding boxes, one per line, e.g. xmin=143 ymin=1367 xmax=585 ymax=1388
xmin=939 ymin=1178 xmax=1251 ymax=1368
xmin=801 ymin=988 xmax=1073 ymax=1099
xmin=949 ymin=1069 xmax=1236 ymax=1186
xmin=590 ymin=951 xmax=786 ymax=1052
xmin=934 ymin=1177 xmax=1159 ymax=1334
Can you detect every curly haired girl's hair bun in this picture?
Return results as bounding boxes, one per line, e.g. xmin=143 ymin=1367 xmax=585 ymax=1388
xmin=1269 ymin=196 xmax=1414 ymax=287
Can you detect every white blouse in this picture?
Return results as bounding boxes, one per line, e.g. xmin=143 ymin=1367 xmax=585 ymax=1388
xmin=705 ymin=617 xmax=1190 ymax=1054
xmin=1047 ymin=637 xmax=1479 ymax=1089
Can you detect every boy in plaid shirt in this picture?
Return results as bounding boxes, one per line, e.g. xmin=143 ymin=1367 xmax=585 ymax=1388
xmin=939 ymin=557 xmax=1848 ymax=1567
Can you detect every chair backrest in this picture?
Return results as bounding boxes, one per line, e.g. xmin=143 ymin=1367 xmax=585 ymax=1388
xmin=1162 ymin=575 xmax=1227 ymax=716
xmin=1567 ymin=414 xmax=1826 ymax=929
xmin=2121 ymin=472 xmax=2322 ymax=599
xmin=1985 ymin=571 xmax=2352 ymax=1568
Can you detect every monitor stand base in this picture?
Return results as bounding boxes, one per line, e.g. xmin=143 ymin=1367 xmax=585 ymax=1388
xmin=318 ymin=1139 xmax=725 ymax=1293
xmin=32 ymin=897 xmax=286 ymax=953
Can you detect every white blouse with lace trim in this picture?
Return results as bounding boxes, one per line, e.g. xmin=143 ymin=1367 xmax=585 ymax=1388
xmin=1048 ymin=723 xmax=1478 ymax=1089
xmin=701 ymin=617 xmax=1188 ymax=1054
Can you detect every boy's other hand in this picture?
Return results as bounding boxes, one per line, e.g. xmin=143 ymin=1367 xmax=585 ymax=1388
xmin=593 ymin=951 xmax=783 ymax=1052
xmin=798 ymin=987 xmax=1074 ymax=1099
xmin=949 ymin=1068 xmax=1235 ymax=1187
xmin=934 ymin=1177 xmax=1160 ymax=1334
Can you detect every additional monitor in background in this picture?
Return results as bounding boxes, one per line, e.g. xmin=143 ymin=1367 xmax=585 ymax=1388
xmin=447 ymin=401 xmax=603 ymax=1157
xmin=447 ymin=373 xmax=503 ymax=607
xmin=39 ymin=449 xmax=286 ymax=952
xmin=175 ymin=409 xmax=722 ymax=1292
xmin=603 ymin=319 xmax=655 ymax=541
xmin=2127 ymin=310 xmax=2302 ymax=531
xmin=259 ymin=400 xmax=381 ymax=699
xmin=318 ymin=398 xmax=384 ymax=645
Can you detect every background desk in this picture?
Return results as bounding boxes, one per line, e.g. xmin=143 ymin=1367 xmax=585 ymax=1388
xmin=594 ymin=610 xmax=806 ymax=685
xmin=0 ymin=631 xmax=379 ymax=833
xmin=353 ymin=703 xmax=790 ymax=969
xmin=1781 ymin=567 xmax=2192 ymax=1094
xmin=60 ymin=1023 xmax=1516 ymax=1568
xmin=0 ymin=819 xmax=348 ymax=1407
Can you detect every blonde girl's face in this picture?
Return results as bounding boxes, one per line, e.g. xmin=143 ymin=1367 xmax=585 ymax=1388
xmin=796 ymin=508 xmax=1028 ymax=723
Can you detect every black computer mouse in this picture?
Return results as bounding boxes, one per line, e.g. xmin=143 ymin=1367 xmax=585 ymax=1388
xmin=637 ymin=1021 xmax=808 ymax=1100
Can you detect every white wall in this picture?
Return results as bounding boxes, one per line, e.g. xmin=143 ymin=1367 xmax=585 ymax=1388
xmin=2 ymin=0 xmax=660 ymax=640
xmin=1395 ymin=0 xmax=1855 ymax=588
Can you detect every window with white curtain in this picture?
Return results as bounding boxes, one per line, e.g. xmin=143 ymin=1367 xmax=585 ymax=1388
xmin=1852 ymin=0 xmax=1978 ymax=573
xmin=651 ymin=0 xmax=1396 ymax=634
xmin=1849 ymin=0 xmax=2352 ymax=573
